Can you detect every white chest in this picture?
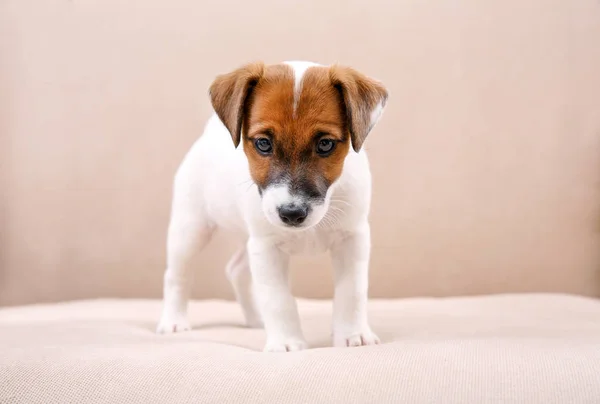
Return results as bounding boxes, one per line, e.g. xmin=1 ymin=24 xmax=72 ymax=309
xmin=274 ymin=228 xmax=342 ymax=256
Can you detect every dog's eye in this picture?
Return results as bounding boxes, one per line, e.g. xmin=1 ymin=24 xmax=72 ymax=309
xmin=254 ymin=138 xmax=273 ymax=155
xmin=316 ymin=138 xmax=336 ymax=156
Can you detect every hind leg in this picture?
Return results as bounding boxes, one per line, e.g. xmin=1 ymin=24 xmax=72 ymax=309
xmin=226 ymin=247 xmax=263 ymax=328
xmin=157 ymin=206 xmax=214 ymax=334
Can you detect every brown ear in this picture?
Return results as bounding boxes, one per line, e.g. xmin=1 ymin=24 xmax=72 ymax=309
xmin=329 ymin=65 xmax=388 ymax=152
xmin=209 ymin=62 xmax=265 ymax=147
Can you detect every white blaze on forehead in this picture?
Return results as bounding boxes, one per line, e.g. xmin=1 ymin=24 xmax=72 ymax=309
xmin=283 ymin=61 xmax=322 ymax=116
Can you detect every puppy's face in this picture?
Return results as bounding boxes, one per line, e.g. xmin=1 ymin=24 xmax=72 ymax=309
xmin=210 ymin=62 xmax=387 ymax=230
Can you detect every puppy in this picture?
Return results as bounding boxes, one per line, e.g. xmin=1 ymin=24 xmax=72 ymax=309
xmin=157 ymin=61 xmax=387 ymax=352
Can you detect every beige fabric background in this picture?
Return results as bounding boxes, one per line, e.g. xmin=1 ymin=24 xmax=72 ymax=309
xmin=2 ymin=295 xmax=600 ymax=403
xmin=1 ymin=0 xmax=600 ymax=306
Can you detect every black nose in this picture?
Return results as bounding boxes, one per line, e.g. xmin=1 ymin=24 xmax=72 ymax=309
xmin=278 ymin=205 xmax=308 ymax=226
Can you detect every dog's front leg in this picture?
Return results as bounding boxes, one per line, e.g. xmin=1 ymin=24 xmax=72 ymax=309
xmin=247 ymin=237 xmax=307 ymax=352
xmin=331 ymin=224 xmax=380 ymax=347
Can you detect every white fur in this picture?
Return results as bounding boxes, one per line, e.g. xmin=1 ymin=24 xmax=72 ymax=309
xmin=284 ymin=60 xmax=320 ymax=116
xmin=261 ymin=183 xmax=331 ymax=230
xmin=157 ymin=61 xmax=384 ymax=351
xmin=370 ymin=101 xmax=385 ymax=130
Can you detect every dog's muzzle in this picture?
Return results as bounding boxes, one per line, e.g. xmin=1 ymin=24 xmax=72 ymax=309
xmin=277 ymin=203 xmax=309 ymax=226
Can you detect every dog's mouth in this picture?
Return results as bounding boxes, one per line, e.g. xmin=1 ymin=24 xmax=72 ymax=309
xmin=259 ymin=185 xmax=329 ymax=230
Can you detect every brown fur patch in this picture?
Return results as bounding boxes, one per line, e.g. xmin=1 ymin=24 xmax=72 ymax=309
xmin=329 ymin=65 xmax=388 ymax=151
xmin=209 ymin=62 xmax=387 ymax=198
xmin=243 ymin=65 xmax=348 ymax=195
xmin=209 ymin=62 xmax=265 ymax=147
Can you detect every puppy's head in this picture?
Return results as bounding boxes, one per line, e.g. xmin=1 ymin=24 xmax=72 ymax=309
xmin=210 ymin=61 xmax=387 ymax=230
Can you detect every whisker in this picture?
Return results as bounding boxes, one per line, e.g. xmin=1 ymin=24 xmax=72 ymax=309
xmin=237 ymin=178 xmax=254 ymax=186
xmin=322 ymin=209 xmax=341 ymax=228
xmin=330 ymin=199 xmax=352 ymax=207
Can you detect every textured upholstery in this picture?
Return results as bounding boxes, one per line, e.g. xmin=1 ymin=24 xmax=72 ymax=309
xmin=1 ymin=295 xmax=600 ymax=403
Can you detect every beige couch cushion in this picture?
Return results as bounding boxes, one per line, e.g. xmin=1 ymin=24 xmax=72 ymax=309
xmin=1 ymin=294 xmax=599 ymax=403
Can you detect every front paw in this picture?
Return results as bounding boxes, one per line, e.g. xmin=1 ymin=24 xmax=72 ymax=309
xmin=156 ymin=313 xmax=191 ymax=334
xmin=334 ymin=328 xmax=380 ymax=347
xmin=264 ymin=337 xmax=308 ymax=352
